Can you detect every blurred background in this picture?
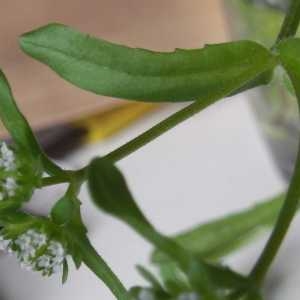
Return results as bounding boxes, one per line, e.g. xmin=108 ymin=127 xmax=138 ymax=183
xmin=0 ymin=0 xmax=299 ymax=299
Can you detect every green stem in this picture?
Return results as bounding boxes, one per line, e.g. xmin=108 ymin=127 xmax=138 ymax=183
xmin=250 ymin=0 xmax=300 ymax=284
xmin=276 ymin=0 xmax=300 ymax=43
xmin=75 ymin=235 xmax=131 ymax=300
xmin=41 ymin=153 xmax=67 ymax=177
xmin=250 ymin=145 xmax=300 ymax=284
xmin=41 ymin=175 xmax=69 ymax=186
xmin=41 ymin=169 xmax=86 ymax=187
xmin=134 ymin=221 xmax=219 ymax=300
xmin=105 ymin=98 xmax=217 ymax=163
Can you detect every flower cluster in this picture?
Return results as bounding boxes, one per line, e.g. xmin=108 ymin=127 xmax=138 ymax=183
xmin=0 ymin=228 xmax=67 ymax=276
xmin=0 ymin=141 xmax=41 ymax=205
xmin=0 ymin=142 xmax=18 ymax=200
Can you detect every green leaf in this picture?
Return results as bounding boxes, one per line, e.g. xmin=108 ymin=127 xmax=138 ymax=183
xmin=87 ymin=158 xmax=247 ymax=298
xmin=51 ymin=181 xmax=87 ymax=271
xmin=152 ymin=194 xmax=284 ymax=264
xmin=278 ymin=38 xmax=300 ymax=98
xmin=129 ymin=287 xmax=171 ymax=300
xmin=158 ymin=262 xmax=191 ymax=295
xmin=0 ymin=70 xmax=65 ymax=176
xmin=51 ymin=195 xmax=74 ymax=226
xmin=20 ymin=23 xmax=277 ymax=102
xmin=0 ymin=70 xmax=41 ymax=157
xmin=51 ymin=194 xmax=86 ymax=234
xmin=226 ymin=290 xmax=263 ymax=300
xmin=88 ymin=157 xmax=147 ymax=225
xmin=230 ymin=69 xmax=274 ymax=96
xmin=136 ymin=265 xmax=164 ymax=291
xmin=74 ymin=235 xmax=131 ymax=300
xmin=62 ymin=259 xmax=69 ymax=284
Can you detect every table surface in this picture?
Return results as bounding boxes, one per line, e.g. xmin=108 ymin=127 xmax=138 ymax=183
xmin=1 ymin=92 xmax=299 ymax=299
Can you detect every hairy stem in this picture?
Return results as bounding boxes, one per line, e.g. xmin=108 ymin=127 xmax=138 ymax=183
xmin=276 ymin=0 xmax=300 ymax=43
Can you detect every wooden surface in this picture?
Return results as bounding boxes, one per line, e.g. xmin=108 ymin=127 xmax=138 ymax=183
xmin=0 ymin=0 xmax=228 ymax=135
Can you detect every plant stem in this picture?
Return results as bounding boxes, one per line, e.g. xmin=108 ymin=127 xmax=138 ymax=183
xmin=250 ymin=144 xmax=300 ymax=284
xmin=133 ymin=221 xmax=219 ymax=300
xmin=41 ymin=101 xmax=216 ymax=186
xmin=276 ymin=0 xmax=300 ymax=43
xmin=75 ymin=235 xmax=131 ymax=300
xmin=41 ymin=169 xmax=86 ymax=187
xmin=250 ymin=0 xmax=300 ymax=284
xmin=41 ymin=175 xmax=68 ymax=186
xmin=40 ymin=152 xmax=67 ymax=177
xmin=105 ymin=98 xmax=217 ymax=163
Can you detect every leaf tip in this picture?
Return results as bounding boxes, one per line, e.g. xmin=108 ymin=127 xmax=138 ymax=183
xmin=19 ymin=22 xmax=67 ymax=49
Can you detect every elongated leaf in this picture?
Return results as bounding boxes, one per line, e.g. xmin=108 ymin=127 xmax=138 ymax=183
xmin=152 ymin=194 xmax=284 ymax=264
xmin=278 ymin=38 xmax=300 ymax=97
xmin=62 ymin=259 xmax=69 ymax=284
xmin=88 ymin=157 xmax=147 ymax=224
xmin=0 ymin=70 xmax=65 ymax=176
xmin=136 ymin=265 xmax=164 ymax=291
xmin=0 ymin=70 xmax=41 ymax=156
xmin=88 ymin=158 xmax=248 ymax=296
xmin=20 ymin=23 xmax=277 ymax=102
xmin=75 ymin=235 xmax=131 ymax=300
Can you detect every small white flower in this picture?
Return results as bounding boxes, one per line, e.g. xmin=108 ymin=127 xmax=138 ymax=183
xmin=15 ymin=233 xmax=31 ymax=250
xmin=0 ymin=235 xmax=11 ymax=251
xmin=51 ymin=263 xmax=62 ymax=274
xmin=21 ymin=245 xmax=36 ymax=258
xmin=36 ymin=255 xmax=51 ymax=269
xmin=48 ymin=241 xmax=65 ymax=257
xmin=1 ymin=228 xmax=67 ymax=277
xmin=51 ymin=254 xmax=64 ymax=265
xmin=31 ymin=231 xmax=47 ymax=248
xmin=4 ymin=177 xmax=17 ymax=197
xmin=20 ymin=261 xmax=33 ymax=271
xmin=0 ymin=142 xmax=16 ymax=171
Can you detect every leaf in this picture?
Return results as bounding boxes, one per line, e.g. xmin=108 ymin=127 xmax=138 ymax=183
xmin=0 ymin=201 xmax=22 ymax=217
xmin=136 ymin=265 xmax=164 ymax=291
xmin=0 ymin=70 xmax=64 ymax=176
xmin=62 ymin=259 xmax=69 ymax=284
xmin=88 ymin=157 xmax=147 ymax=225
xmin=51 ymin=195 xmax=74 ymax=226
xmin=51 ymin=194 xmax=86 ymax=234
xmin=152 ymin=194 xmax=284 ymax=264
xmin=51 ymin=181 xmax=87 ymax=271
xmin=230 ymin=69 xmax=274 ymax=96
xmin=278 ymin=38 xmax=300 ymax=98
xmin=87 ymin=158 xmax=247 ymax=297
xmin=0 ymin=70 xmax=41 ymax=157
xmin=158 ymin=262 xmax=191 ymax=295
xmin=75 ymin=235 xmax=131 ymax=300
xmin=20 ymin=23 xmax=277 ymax=102
xmin=129 ymin=287 xmax=171 ymax=300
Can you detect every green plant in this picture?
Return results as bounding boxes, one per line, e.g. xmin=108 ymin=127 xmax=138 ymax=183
xmin=0 ymin=1 xmax=300 ymax=299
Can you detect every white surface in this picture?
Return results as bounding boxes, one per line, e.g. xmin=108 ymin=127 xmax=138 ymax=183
xmin=1 ymin=93 xmax=296 ymax=299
